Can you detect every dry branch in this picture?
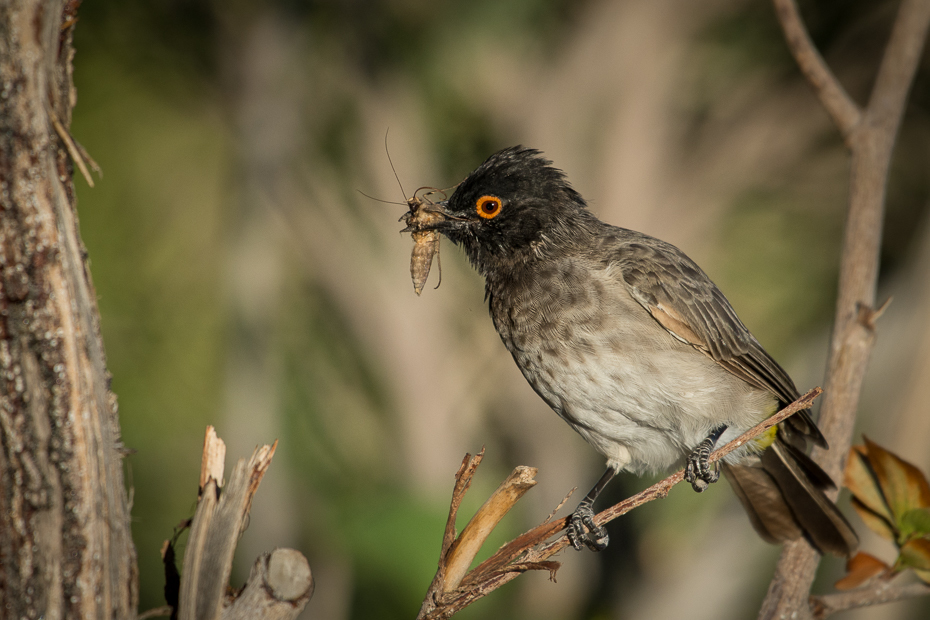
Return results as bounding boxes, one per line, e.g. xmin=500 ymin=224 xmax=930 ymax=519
xmin=418 ymin=389 xmax=822 ymax=619
xmin=417 ymin=451 xmax=485 ymax=619
xmin=811 ymin=578 xmax=930 ymax=619
xmin=771 ymin=0 xmax=862 ymax=139
xmin=172 ymin=427 xmax=312 ymax=620
xmin=760 ymin=0 xmax=930 ymax=618
xmin=222 ymin=549 xmax=314 ymax=620
xmin=443 ymin=465 xmax=538 ymax=592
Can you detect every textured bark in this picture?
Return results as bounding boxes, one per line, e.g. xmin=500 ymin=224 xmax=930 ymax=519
xmin=0 ymin=1 xmax=138 ymax=618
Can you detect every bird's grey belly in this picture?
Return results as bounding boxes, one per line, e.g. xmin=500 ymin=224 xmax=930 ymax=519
xmin=495 ymin=279 xmax=775 ymax=474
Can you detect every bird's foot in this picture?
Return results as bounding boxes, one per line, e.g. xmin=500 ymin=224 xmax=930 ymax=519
xmin=685 ymin=436 xmax=720 ymax=493
xmin=567 ymin=503 xmax=609 ymax=551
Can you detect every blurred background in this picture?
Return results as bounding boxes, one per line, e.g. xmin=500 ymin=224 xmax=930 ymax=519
xmin=69 ymin=0 xmax=930 ymax=618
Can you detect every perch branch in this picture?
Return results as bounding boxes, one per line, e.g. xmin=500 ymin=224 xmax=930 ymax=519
xmin=418 ymin=389 xmax=822 ymax=619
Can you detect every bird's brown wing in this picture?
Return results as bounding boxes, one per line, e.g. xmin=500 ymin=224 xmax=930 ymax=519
xmin=611 ymin=233 xmax=826 ymax=448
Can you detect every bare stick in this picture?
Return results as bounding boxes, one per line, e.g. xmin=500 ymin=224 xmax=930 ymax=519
xmin=200 ymin=426 xmax=227 ymax=490
xmin=811 ymin=580 xmax=930 ymax=619
xmin=443 ymin=466 xmax=538 ymax=592
xmin=772 ymin=0 xmax=862 ymax=139
xmin=179 ymin=439 xmax=279 ymax=620
xmin=417 ymin=451 xmax=485 ymax=619
xmin=760 ymin=1 xmax=930 ymax=618
xmin=48 ymin=107 xmax=98 ymax=187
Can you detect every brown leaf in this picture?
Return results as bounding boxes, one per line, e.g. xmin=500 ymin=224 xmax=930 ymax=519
xmin=845 ymin=445 xmax=894 ymax=524
xmin=834 ymin=551 xmax=890 ymax=590
xmin=863 ymin=437 xmax=930 ymax=526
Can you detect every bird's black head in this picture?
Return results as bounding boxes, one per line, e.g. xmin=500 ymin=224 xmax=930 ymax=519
xmin=427 ymin=147 xmax=594 ymax=275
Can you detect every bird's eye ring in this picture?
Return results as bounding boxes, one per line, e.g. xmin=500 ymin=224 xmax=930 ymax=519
xmin=476 ymin=195 xmax=502 ymax=219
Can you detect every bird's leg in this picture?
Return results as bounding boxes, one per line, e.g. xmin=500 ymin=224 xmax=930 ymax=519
xmin=568 ymin=467 xmax=616 ymax=551
xmin=685 ymin=424 xmax=728 ymax=492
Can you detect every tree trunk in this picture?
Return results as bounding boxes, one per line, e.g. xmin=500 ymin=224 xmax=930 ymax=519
xmin=0 ymin=1 xmax=138 ymax=618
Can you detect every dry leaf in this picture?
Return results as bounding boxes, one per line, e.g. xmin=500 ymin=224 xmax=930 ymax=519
xmin=863 ymin=437 xmax=930 ymax=527
xmin=846 ymin=445 xmax=894 ymax=522
xmin=834 ymin=551 xmax=890 ymax=590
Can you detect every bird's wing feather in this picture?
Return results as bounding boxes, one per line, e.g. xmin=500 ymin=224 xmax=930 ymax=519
xmin=610 ymin=233 xmax=826 ymax=447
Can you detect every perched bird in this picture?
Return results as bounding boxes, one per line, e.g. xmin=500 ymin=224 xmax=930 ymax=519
xmin=418 ymin=146 xmax=858 ymax=556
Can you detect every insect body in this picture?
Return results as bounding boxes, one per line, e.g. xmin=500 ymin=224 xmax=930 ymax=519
xmin=401 ymin=189 xmax=444 ymax=295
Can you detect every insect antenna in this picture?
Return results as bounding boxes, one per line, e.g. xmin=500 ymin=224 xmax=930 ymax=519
xmin=384 ymin=128 xmax=409 ymax=202
xmin=356 ymin=189 xmax=406 ymax=206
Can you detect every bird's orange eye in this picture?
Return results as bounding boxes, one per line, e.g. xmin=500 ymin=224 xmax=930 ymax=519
xmin=476 ymin=195 xmax=502 ymax=219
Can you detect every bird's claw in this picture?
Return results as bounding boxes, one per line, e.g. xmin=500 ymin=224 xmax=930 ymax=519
xmin=567 ymin=504 xmax=609 ymax=551
xmin=685 ymin=437 xmax=720 ymax=493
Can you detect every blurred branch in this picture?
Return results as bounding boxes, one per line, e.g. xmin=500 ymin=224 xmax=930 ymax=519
xmin=811 ymin=579 xmax=930 ymax=619
xmin=169 ymin=427 xmax=313 ymax=620
xmin=771 ymin=0 xmax=862 ymax=140
xmin=760 ymin=1 xmax=930 ymax=618
xmin=418 ymin=389 xmax=822 ymax=619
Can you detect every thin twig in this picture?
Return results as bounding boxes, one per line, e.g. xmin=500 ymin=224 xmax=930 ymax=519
xmin=48 ymin=106 xmax=98 ymax=187
xmin=138 ymin=606 xmax=173 ymax=620
xmin=771 ymin=0 xmax=862 ymax=140
xmin=811 ymin=579 xmax=930 ymax=619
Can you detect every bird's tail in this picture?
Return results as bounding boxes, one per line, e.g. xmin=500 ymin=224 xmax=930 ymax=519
xmin=722 ymin=437 xmax=859 ymax=557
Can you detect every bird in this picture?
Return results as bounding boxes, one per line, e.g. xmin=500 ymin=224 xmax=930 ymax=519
xmin=415 ymin=146 xmax=858 ymax=556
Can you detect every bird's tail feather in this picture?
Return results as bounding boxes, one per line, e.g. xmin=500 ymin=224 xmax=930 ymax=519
xmin=722 ymin=439 xmax=858 ymax=557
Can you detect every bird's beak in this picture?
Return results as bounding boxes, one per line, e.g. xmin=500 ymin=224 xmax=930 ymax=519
xmin=400 ymin=200 xmax=473 ymax=235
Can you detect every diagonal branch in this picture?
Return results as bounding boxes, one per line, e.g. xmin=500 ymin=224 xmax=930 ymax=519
xmin=811 ymin=578 xmax=930 ymax=619
xmin=772 ymin=0 xmax=862 ymax=140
